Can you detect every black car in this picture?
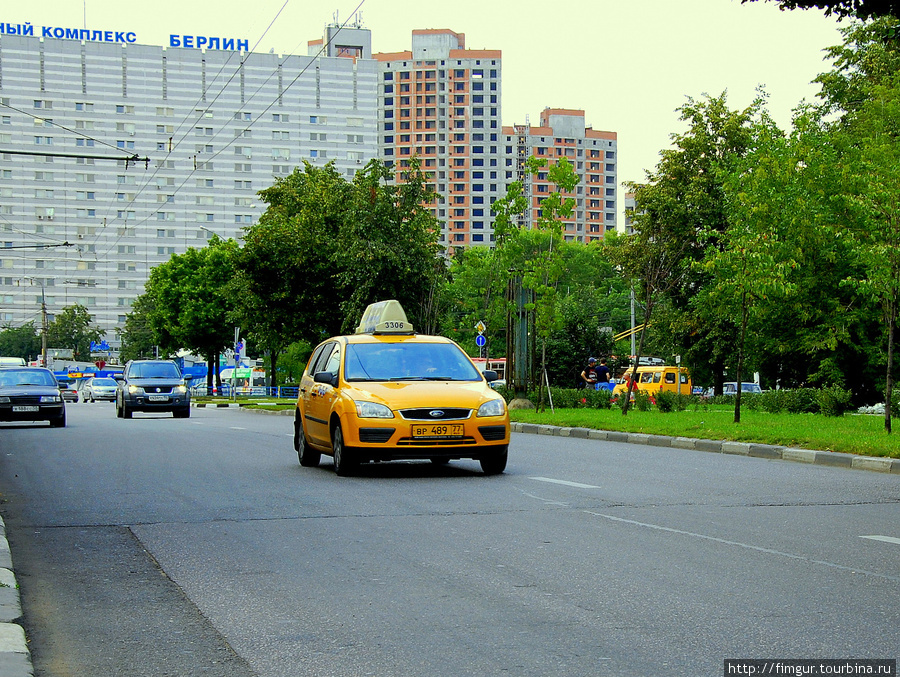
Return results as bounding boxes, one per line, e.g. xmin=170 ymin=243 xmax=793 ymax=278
xmin=115 ymin=359 xmax=192 ymax=419
xmin=0 ymin=367 xmax=66 ymax=427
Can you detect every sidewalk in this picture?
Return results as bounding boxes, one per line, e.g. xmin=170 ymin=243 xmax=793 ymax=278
xmin=0 ymin=518 xmax=32 ymax=677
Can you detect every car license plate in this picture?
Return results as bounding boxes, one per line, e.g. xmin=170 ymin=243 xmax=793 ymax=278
xmin=12 ymin=406 xmax=39 ymax=412
xmin=411 ymin=424 xmax=463 ymax=438
xmin=147 ymin=395 xmax=168 ymax=402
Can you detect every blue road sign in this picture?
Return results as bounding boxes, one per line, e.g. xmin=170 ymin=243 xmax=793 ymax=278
xmin=475 ymin=334 xmax=486 ymax=347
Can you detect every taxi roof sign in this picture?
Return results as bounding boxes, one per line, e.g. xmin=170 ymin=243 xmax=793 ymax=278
xmin=355 ymin=300 xmax=415 ymax=335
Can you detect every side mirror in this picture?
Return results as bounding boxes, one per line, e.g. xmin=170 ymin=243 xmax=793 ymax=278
xmin=483 ymin=370 xmax=498 ymax=382
xmin=113 ymin=374 xmax=124 ymax=382
xmin=314 ymin=371 xmax=338 ymax=387
xmin=183 ymin=374 xmax=193 ymax=381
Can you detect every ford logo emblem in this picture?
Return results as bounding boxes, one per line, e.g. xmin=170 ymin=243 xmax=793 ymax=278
xmin=429 ymin=410 xmax=444 ymax=418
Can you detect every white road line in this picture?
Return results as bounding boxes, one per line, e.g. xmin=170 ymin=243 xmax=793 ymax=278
xmin=229 ymin=426 xmax=247 ymax=430
xmin=861 ymin=535 xmax=900 ymax=546
xmin=585 ymin=511 xmax=900 ymax=583
xmin=529 ymin=477 xmax=601 ymax=490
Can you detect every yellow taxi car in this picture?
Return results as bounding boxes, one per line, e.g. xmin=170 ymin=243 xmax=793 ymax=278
xmin=293 ymin=300 xmax=510 ymax=476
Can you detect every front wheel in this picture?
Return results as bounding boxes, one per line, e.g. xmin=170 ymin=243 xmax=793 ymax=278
xmin=480 ymin=447 xmax=508 ymax=475
xmin=49 ymin=412 xmax=66 ymax=428
xmin=332 ymin=424 xmax=357 ymax=477
xmin=173 ymin=407 xmax=190 ymax=419
xmin=122 ymin=402 xmax=133 ymax=419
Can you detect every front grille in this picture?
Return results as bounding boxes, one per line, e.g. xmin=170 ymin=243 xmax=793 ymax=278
xmin=399 ymin=408 xmax=471 ymax=421
xmin=142 ymin=386 xmax=173 ymax=394
xmin=359 ymin=428 xmax=395 ymax=443
xmin=478 ymin=425 xmax=507 ymax=441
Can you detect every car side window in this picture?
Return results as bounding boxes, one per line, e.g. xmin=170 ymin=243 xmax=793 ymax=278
xmin=665 ymin=372 xmax=676 ymax=384
xmin=324 ymin=346 xmax=341 ymax=375
xmin=652 ymin=372 xmax=662 ymax=383
xmin=306 ymin=344 xmax=328 ymax=376
xmin=311 ymin=343 xmax=336 ymax=375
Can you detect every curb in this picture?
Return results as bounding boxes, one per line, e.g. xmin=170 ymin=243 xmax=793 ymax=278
xmin=0 ymin=518 xmax=33 ymax=677
xmin=510 ymin=422 xmax=900 ymax=475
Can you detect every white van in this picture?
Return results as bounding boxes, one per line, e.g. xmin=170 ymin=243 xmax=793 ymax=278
xmin=0 ymin=357 xmax=26 ymax=367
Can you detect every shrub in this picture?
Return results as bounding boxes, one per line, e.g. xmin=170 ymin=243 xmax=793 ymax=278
xmin=633 ymin=389 xmax=653 ymax=412
xmin=816 ymin=384 xmax=852 ymax=417
xmin=656 ymin=390 xmax=690 ymax=413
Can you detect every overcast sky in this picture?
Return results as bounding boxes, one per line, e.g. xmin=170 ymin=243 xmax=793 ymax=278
xmin=18 ymin=0 xmax=847 ymax=204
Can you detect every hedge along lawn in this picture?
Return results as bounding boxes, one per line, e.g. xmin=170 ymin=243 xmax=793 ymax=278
xmin=508 ymin=406 xmax=900 ymax=459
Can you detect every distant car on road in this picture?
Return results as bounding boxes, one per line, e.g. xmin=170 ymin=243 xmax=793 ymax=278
xmin=57 ymin=380 xmax=80 ymax=403
xmin=115 ymin=360 xmax=192 ymax=419
xmin=705 ymin=382 xmax=763 ymax=397
xmin=0 ymin=366 xmax=66 ymax=427
xmin=82 ymin=377 xmax=118 ymax=403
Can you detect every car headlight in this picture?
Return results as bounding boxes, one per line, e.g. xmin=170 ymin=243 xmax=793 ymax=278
xmin=40 ymin=395 xmax=61 ymax=403
xmin=174 ymin=385 xmax=187 ymax=394
xmin=477 ymin=398 xmax=506 ymax=418
xmin=354 ymin=401 xmax=394 ymax=418
xmin=0 ymin=397 xmax=8 ymax=403
xmin=128 ymin=385 xmax=143 ymax=394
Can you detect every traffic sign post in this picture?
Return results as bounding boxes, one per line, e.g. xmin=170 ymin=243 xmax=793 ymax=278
xmin=475 ymin=321 xmax=487 ymax=359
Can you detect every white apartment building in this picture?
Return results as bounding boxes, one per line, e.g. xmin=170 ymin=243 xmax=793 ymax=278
xmin=0 ymin=25 xmax=377 ymax=349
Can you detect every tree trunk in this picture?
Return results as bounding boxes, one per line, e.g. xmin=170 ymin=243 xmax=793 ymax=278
xmin=622 ymin=294 xmax=654 ymax=416
xmin=206 ymin=353 xmax=215 ymax=395
xmin=734 ymin=293 xmax=749 ymax=425
xmin=270 ymin=350 xmax=279 ymax=393
xmin=885 ymin=295 xmax=896 ymax=434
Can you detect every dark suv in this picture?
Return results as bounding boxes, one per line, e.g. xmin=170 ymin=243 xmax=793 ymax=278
xmin=115 ymin=360 xmax=192 ymax=419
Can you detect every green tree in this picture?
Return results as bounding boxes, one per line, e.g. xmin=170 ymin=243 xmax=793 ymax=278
xmin=336 ymin=157 xmax=445 ymax=334
xmin=144 ymin=238 xmax=238 ymax=393
xmin=621 ymin=92 xmax=760 ymax=403
xmin=492 ymin=156 xmax=579 ymax=408
xmin=234 ymin=162 xmax=350 ymax=386
xmin=838 ymin=73 xmax=900 ymax=431
xmin=0 ymin=323 xmax=40 ymax=362
xmin=45 ymin=305 xmax=103 ymax=361
xmin=703 ymin=109 xmax=800 ymax=422
xmin=118 ymin=294 xmax=164 ymax=363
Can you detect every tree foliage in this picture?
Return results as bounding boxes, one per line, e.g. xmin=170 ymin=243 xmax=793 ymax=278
xmin=46 ymin=305 xmax=103 ymax=361
xmin=0 ymin=323 xmax=40 ymax=362
xmin=741 ymin=0 xmax=900 ymax=21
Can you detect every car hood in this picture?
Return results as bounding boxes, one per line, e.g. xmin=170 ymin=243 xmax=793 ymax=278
xmin=126 ymin=378 xmax=186 ymax=387
xmin=342 ymin=380 xmax=502 ymax=409
xmin=0 ymin=385 xmax=63 ymax=397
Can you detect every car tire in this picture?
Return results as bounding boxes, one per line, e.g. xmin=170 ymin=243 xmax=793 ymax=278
xmin=430 ymin=457 xmax=450 ymax=465
xmin=480 ymin=447 xmax=508 ymax=475
xmin=332 ymin=424 xmax=357 ymax=477
xmin=295 ymin=415 xmax=321 ymax=467
xmin=49 ymin=412 xmax=66 ymax=428
xmin=122 ymin=402 xmax=133 ymax=419
xmin=116 ymin=399 xmax=123 ymax=418
xmin=173 ymin=407 xmax=190 ymax=419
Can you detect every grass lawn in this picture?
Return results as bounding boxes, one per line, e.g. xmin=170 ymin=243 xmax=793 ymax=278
xmin=509 ymin=406 xmax=900 ymax=459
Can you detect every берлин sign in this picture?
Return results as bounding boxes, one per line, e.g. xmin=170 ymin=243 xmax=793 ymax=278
xmin=0 ymin=21 xmax=248 ymax=51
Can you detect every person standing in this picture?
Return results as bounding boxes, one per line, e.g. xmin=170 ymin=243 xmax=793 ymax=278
xmin=580 ymin=357 xmax=599 ymax=389
xmin=595 ymin=358 xmax=612 ymax=388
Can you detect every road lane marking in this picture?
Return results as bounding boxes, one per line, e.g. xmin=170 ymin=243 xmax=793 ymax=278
xmin=585 ymin=511 xmax=900 ymax=583
xmin=861 ymin=535 xmax=900 ymax=546
xmin=229 ymin=426 xmax=247 ymax=430
xmin=530 ymin=477 xmax=601 ymax=490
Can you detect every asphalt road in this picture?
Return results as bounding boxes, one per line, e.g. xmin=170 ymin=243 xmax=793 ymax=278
xmin=0 ymin=403 xmax=897 ymax=676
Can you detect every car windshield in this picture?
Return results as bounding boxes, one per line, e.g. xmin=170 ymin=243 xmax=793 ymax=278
xmin=129 ymin=363 xmax=181 ymax=379
xmin=0 ymin=369 xmax=57 ymax=387
xmin=344 ymin=342 xmax=482 ymax=382
xmin=92 ymin=378 xmax=117 ymax=386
